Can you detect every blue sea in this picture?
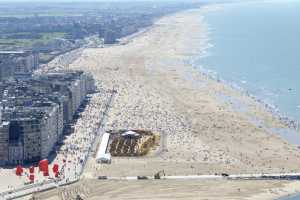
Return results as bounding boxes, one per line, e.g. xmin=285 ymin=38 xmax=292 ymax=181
xmin=195 ymin=1 xmax=300 ymax=199
xmin=197 ymin=0 xmax=300 ymax=120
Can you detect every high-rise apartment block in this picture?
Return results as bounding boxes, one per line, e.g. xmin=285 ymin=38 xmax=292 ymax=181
xmin=0 ymin=51 xmax=39 ymax=81
xmin=0 ymin=70 xmax=95 ymax=165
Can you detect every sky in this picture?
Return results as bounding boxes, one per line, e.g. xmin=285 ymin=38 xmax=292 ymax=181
xmin=0 ymin=0 xmax=204 ymax=2
xmin=0 ymin=0 xmax=251 ymax=4
xmin=0 ymin=0 xmax=186 ymax=1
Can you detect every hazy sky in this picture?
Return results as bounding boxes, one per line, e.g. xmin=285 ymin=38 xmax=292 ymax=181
xmin=0 ymin=0 xmax=250 ymax=3
xmin=0 ymin=0 xmax=194 ymax=1
xmin=0 ymin=0 xmax=205 ymax=2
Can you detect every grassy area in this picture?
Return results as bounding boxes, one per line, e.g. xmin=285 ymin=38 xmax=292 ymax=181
xmin=40 ymin=32 xmax=66 ymax=42
xmin=0 ymin=39 xmax=32 ymax=50
xmin=0 ymin=32 xmax=67 ymax=49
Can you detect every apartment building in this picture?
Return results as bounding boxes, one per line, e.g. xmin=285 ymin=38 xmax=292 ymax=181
xmin=0 ymin=51 xmax=39 ymax=81
xmin=0 ymin=70 xmax=95 ymax=165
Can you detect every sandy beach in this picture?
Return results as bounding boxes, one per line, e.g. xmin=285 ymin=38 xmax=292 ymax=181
xmin=9 ymin=5 xmax=300 ymax=200
xmin=33 ymin=180 xmax=300 ymax=200
xmin=69 ymin=6 xmax=300 ymax=175
xmin=69 ymin=6 xmax=300 ymax=199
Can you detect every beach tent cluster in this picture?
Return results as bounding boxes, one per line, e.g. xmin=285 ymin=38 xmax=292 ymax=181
xmin=15 ymin=159 xmax=60 ymax=182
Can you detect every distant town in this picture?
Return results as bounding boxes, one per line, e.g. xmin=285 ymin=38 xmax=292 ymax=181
xmin=0 ymin=1 xmax=197 ymax=63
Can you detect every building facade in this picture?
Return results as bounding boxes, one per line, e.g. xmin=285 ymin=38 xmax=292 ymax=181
xmin=0 ymin=70 xmax=95 ymax=165
xmin=0 ymin=51 xmax=39 ymax=81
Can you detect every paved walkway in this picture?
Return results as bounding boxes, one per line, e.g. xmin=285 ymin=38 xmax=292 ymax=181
xmin=88 ymin=173 xmax=300 ymax=181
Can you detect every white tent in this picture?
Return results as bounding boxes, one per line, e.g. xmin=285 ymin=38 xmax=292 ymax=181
xmin=96 ymin=133 xmax=111 ymax=163
xmin=121 ymin=130 xmax=140 ymax=138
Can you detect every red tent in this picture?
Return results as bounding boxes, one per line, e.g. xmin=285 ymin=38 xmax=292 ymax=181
xmin=52 ymin=164 xmax=59 ymax=173
xmin=29 ymin=174 xmax=34 ymax=182
xmin=39 ymin=159 xmax=49 ymax=172
xmin=29 ymin=166 xmax=34 ymax=174
xmin=16 ymin=165 xmax=23 ymax=176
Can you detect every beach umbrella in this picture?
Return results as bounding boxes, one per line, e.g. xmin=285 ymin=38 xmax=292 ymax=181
xmin=16 ymin=165 xmax=23 ymax=176
xmin=29 ymin=174 xmax=34 ymax=182
xmin=39 ymin=159 xmax=49 ymax=172
xmin=53 ymin=164 xmax=59 ymax=173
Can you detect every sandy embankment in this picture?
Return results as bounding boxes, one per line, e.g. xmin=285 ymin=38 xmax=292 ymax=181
xmin=36 ymin=5 xmax=300 ymax=200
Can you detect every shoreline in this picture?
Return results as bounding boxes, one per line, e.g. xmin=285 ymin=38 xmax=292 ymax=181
xmin=189 ymin=54 xmax=300 ymax=144
xmin=191 ymin=4 xmax=300 ymax=132
xmin=190 ymin=49 xmax=300 ymax=135
xmin=188 ymin=4 xmax=300 ymax=137
xmin=184 ymin=4 xmax=300 ymax=199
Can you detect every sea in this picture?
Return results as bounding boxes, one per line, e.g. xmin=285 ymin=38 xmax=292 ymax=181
xmin=197 ymin=0 xmax=300 ymax=120
xmin=194 ymin=1 xmax=300 ymax=199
